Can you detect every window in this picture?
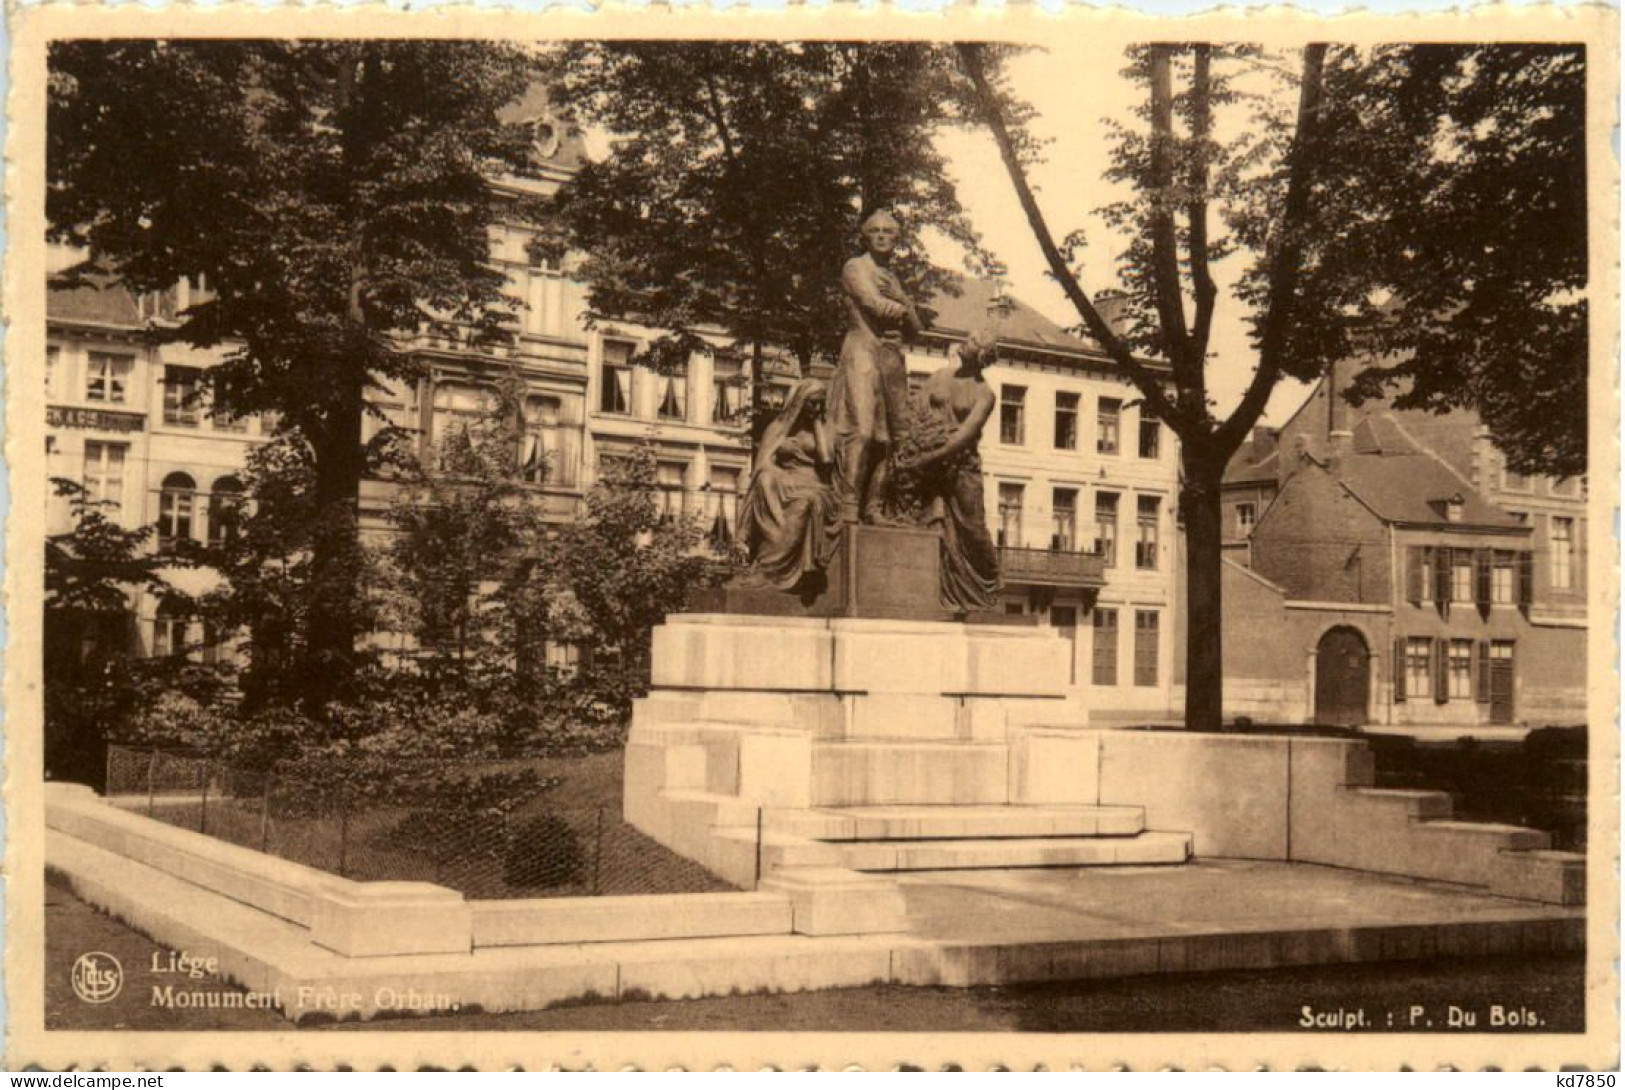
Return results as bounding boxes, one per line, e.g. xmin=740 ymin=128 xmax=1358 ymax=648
xmin=1551 ymin=517 xmax=1576 ymax=589
xmin=712 ymin=358 xmax=747 ymax=424
xmin=163 ymin=365 xmax=201 ymax=427
xmin=521 ymin=393 xmax=582 ymax=488
xmin=1236 ymin=503 xmax=1256 ymax=536
xmin=208 ymin=476 xmax=243 ymax=548
xmin=82 ymin=441 xmax=127 ymax=509
xmin=708 ymin=466 xmax=742 ymax=547
xmin=212 ymin=389 xmax=247 ymax=433
xmin=1133 ymin=610 xmax=1159 ymax=687
xmin=1097 ymin=398 xmax=1121 ymax=454
xmin=1419 ymin=547 xmax=1434 ymax=602
xmin=1448 ymin=639 xmax=1474 ymax=699
xmin=432 ymin=382 xmax=499 ymax=470
xmin=1000 ymin=386 xmax=1026 ymax=445
xmin=1492 ymin=551 xmax=1516 ymax=604
xmin=1135 ymin=496 xmax=1160 ymax=570
xmin=600 ymin=341 xmax=634 ymax=415
xmin=45 ymin=345 xmax=58 ymax=399
xmin=656 ymin=363 xmax=688 ymax=422
xmin=157 ymin=472 xmax=197 ymax=552
xmin=1052 ymin=488 xmax=1077 ymax=551
xmin=1053 ymin=392 xmax=1078 ymax=450
xmin=86 ymin=352 xmax=132 ymax=404
xmin=655 ymin=461 xmax=687 ymax=522
xmin=153 ymin=601 xmax=189 ymax=659
xmin=997 ymin=482 xmax=1024 ymax=547
xmin=1451 ymin=549 xmax=1474 ymax=603
xmin=1404 ymin=637 xmax=1433 ymax=698
xmin=1094 ymin=491 xmax=1119 ymax=566
xmin=1138 ymin=418 xmax=1161 ymax=459
xmin=1092 ymin=608 xmax=1118 ymax=686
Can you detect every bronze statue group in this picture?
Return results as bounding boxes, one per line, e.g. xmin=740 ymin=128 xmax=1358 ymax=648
xmin=735 ymin=210 xmax=1002 ymax=614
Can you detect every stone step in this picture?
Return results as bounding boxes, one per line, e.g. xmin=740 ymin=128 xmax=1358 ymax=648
xmin=1350 ymin=787 xmax=1454 ymax=819
xmin=767 ymin=804 xmax=1145 ymax=841
xmin=835 ymin=831 xmax=1193 ymax=872
xmin=811 ymin=742 xmax=1010 ymax=806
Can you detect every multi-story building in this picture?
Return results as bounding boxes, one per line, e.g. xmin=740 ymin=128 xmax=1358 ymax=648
xmin=1218 ymin=361 xmax=1587 ymax=729
xmin=46 ymin=88 xmax=1186 ymax=721
xmin=905 ymin=279 xmax=1184 ymax=723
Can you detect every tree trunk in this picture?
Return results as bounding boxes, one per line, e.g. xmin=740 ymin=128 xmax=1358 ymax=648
xmin=301 ymin=386 xmax=366 ymax=717
xmin=1180 ymin=449 xmax=1226 ymax=732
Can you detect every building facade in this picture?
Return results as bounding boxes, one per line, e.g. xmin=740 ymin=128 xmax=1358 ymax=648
xmin=905 ymin=280 xmax=1184 ymax=722
xmin=1219 ymin=365 xmax=1587 ymax=730
xmin=46 ymin=90 xmax=1185 ymax=721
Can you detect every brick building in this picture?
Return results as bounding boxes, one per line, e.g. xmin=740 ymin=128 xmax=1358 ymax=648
xmin=1219 ymin=365 xmax=1587 ymax=730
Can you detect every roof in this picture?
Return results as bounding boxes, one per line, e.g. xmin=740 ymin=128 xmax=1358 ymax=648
xmin=47 ymin=275 xmax=142 ymax=328
xmin=922 ymin=276 xmax=1095 ymax=356
xmin=1333 ymin=428 xmax=1524 ymax=529
xmin=1224 ymin=430 xmax=1281 ymax=485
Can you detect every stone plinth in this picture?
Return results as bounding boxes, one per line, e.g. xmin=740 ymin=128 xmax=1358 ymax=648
xmin=690 ymin=523 xmax=1028 ymax=624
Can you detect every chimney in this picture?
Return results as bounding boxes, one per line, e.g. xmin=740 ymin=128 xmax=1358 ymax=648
xmin=1326 ymin=357 xmax=1353 ymax=460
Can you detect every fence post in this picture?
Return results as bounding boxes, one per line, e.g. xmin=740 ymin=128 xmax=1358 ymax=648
xmin=754 ymin=807 xmax=764 ymax=891
xmin=591 ymin=808 xmax=605 ymax=896
xmin=146 ymin=748 xmax=158 ymax=817
xmin=337 ymin=797 xmax=349 ymax=878
xmin=197 ymin=760 xmax=211 ymax=835
xmin=259 ymin=776 xmax=272 ymax=854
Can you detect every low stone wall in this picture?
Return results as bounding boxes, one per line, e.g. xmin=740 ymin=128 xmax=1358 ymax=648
xmin=1059 ymin=731 xmax=1583 ymax=905
xmin=46 ymin=783 xmax=802 ymax=956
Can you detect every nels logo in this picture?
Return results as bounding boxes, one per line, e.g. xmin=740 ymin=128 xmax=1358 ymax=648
xmin=70 ymin=952 xmax=123 ymax=1004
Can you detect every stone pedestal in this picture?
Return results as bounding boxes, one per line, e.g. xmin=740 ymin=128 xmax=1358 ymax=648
xmin=690 ymin=523 xmax=1026 ymax=624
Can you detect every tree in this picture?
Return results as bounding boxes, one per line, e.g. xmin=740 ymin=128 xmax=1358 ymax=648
xmin=962 ymin=42 xmax=1587 ymax=729
xmin=380 ymin=372 xmax=551 ymax=691
xmin=542 ymin=42 xmax=1025 ymax=393
xmin=48 ymin=40 xmax=546 ymax=712
xmin=551 ymin=445 xmax=728 ymax=723
xmin=45 ymin=480 xmax=197 ymax=785
xmin=960 ymin=43 xmax=1334 ymax=731
xmin=1303 ymin=45 xmax=1587 ymax=479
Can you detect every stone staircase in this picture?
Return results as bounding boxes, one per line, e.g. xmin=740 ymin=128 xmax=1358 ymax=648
xmin=736 ymin=804 xmax=1192 ymax=874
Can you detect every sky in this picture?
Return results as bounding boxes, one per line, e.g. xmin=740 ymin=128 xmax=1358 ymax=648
xmin=920 ymin=41 xmax=1317 ymax=429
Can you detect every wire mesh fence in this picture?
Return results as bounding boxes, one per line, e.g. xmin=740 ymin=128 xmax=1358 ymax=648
xmin=104 ymin=745 xmax=745 ymax=899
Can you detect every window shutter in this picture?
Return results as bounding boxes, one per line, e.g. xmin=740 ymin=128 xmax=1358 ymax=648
xmin=1406 ymin=547 xmax=1423 ymax=604
xmin=1474 ymin=549 xmax=1491 ymax=610
xmin=1393 ymin=637 xmax=1406 ymax=703
xmin=1517 ymin=551 xmax=1534 ymax=612
xmin=1476 ymin=640 xmax=1491 ymax=703
xmin=1432 ymin=548 xmax=1451 ymax=615
xmin=1433 ymin=636 xmax=1449 ymax=703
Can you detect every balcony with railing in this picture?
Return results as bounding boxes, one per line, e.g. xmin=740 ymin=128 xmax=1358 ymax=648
xmin=998 ymin=543 xmax=1107 ymax=588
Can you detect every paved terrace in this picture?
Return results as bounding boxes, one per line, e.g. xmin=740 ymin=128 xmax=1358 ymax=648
xmin=49 ymin=823 xmax=1580 ymax=1023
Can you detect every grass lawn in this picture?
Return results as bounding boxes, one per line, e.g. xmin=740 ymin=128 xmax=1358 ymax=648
xmin=120 ymin=749 xmax=734 ymax=900
xmin=47 ymin=875 xmax=1584 ymax=1036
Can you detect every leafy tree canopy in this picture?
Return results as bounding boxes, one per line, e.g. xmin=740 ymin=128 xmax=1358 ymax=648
xmin=542 ymin=41 xmax=1031 ymax=375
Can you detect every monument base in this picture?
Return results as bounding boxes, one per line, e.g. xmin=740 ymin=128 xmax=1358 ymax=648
xmin=690 ymin=523 xmax=1026 ymax=624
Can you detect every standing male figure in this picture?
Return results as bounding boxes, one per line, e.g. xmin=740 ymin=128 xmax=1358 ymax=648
xmin=828 ymin=209 xmax=923 ymax=523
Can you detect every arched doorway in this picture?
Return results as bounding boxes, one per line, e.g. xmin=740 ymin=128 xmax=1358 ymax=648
xmin=1314 ymin=627 xmax=1370 ymax=727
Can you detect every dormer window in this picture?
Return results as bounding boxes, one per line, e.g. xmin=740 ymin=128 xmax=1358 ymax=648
xmin=530 ymin=117 xmax=562 ymax=160
xmin=1446 ymin=494 xmax=1464 ymax=522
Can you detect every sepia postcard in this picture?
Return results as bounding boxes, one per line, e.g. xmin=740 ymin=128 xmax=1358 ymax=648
xmin=5 ymin=1 xmax=1618 ymax=1071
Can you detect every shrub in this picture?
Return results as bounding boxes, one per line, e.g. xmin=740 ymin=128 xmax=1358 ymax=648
xmin=503 ymin=813 xmax=587 ymax=889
